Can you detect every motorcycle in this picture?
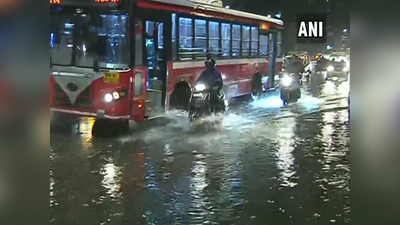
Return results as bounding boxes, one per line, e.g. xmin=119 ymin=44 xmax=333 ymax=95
xmin=280 ymin=73 xmax=301 ymax=105
xmin=188 ymin=82 xmax=227 ymax=123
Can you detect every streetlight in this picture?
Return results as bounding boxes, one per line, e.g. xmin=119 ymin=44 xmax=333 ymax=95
xmin=343 ymin=28 xmax=347 ymax=32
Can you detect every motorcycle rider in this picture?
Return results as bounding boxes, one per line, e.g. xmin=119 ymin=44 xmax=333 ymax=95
xmin=196 ymin=57 xmax=223 ymax=111
xmin=286 ymin=55 xmax=303 ymax=80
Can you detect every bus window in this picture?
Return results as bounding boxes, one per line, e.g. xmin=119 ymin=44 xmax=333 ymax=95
xmin=259 ymin=34 xmax=269 ymax=56
xmin=242 ymin=26 xmax=250 ymax=56
xmin=251 ymin=27 xmax=259 ymax=56
xmin=208 ymin=21 xmax=220 ymax=56
xmin=195 ymin=19 xmax=207 ymax=58
xmin=51 ymin=14 xmax=129 ymax=69
xmin=158 ymin=23 xmax=164 ymax=49
xmin=232 ymin=24 xmax=240 ymax=56
xmin=172 ymin=13 xmax=177 ymax=60
xmin=277 ymin=31 xmax=282 ymax=57
xmin=178 ymin=17 xmax=193 ymax=59
xmin=269 ymin=33 xmax=273 ymax=56
xmin=135 ymin=21 xmax=143 ymax=65
xmin=134 ymin=72 xmax=143 ymax=95
xmin=221 ymin=23 xmax=231 ymax=57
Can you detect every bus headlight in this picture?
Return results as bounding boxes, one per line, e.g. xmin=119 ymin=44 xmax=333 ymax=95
xmin=281 ymin=75 xmax=292 ymax=86
xmin=195 ymin=83 xmax=206 ymax=91
xmin=112 ymin=91 xmax=120 ymax=99
xmin=327 ymin=66 xmax=334 ymax=72
xmin=104 ymin=93 xmax=113 ymax=102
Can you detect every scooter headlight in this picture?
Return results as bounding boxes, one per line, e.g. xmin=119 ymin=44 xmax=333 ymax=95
xmin=281 ymin=75 xmax=292 ymax=86
xmin=104 ymin=93 xmax=113 ymax=102
xmin=195 ymin=83 xmax=206 ymax=91
xmin=327 ymin=65 xmax=334 ymax=72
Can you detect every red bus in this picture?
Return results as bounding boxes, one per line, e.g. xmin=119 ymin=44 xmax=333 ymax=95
xmin=50 ymin=0 xmax=284 ymax=128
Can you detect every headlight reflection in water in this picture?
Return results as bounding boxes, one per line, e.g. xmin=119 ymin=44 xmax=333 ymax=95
xmin=276 ymin=117 xmax=297 ymax=187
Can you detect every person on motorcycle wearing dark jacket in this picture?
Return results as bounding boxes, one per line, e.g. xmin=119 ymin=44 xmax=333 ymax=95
xmin=197 ymin=58 xmax=223 ymax=91
xmin=196 ymin=58 xmax=223 ymax=110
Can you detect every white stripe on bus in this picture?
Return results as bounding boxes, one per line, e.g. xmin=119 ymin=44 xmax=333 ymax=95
xmin=173 ymin=58 xmax=283 ymax=69
xmin=51 ymin=108 xmax=131 ymax=120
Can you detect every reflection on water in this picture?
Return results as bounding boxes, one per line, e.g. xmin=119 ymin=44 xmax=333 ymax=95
xmin=79 ymin=117 xmax=95 ymax=150
xmin=101 ymin=158 xmax=122 ymax=200
xmin=50 ymin=80 xmax=350 ymax=224
xmin=189 ymin=154 xmax=210 ymax=224
xmin=276 ymin=117 xmax=297 ymax=187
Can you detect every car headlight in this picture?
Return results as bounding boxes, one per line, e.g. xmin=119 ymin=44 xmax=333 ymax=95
xmin=195 ymin=83 xmax=206 ymax=91
xmin=281 ymin=75 xmax=292 ymax=86
xmin=104 ymin=93 xmax=113 ymax=102
xmin=327 ymin=65 xmax=334 ymax=72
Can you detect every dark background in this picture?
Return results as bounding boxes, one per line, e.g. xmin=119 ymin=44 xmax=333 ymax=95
xmin=224 ymin=0 xmax=350 ymax=53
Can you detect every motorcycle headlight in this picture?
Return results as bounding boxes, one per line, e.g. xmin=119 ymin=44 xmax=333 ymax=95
xmin=281 ymin=76 xmax=292 ymax=86
xmin=195 ymin=83 xmax=206 ymax=91
xmin=104 ymin=93 xmax=113 ymax=102
xmin=327 ymin=65 xmax=334 ymax=72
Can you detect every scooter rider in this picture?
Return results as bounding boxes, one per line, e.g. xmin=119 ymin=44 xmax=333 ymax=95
xmin=196 ymin=58 xmax=223 ymax=111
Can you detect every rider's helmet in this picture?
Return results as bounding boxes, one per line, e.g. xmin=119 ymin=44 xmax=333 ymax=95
xmin=205 ymin=58 xmax=216 ymax=70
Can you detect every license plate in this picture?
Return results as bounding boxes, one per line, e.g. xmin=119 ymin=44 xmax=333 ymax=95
xmin=104 ymin=72 xmax=119 ymax=84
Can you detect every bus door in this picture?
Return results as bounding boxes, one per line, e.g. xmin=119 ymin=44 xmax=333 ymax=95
xmin=268 ymin=32 xmax=277 ymax=88
xmin=141 ymin=12 xmax=172 ymax=118
xmin=144 ymin=21 xmax=164 ymax=117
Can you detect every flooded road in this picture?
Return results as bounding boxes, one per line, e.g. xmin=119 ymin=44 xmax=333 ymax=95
xmin=50 ymin=74 xmax=350 ymax=224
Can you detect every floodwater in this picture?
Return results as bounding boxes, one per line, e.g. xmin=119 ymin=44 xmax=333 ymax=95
xmin=50 ymin=74 xmax=350 ymax=224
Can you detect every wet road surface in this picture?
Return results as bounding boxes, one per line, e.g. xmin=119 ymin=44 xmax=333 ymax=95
xmin=50 ymin=73 xmax=350 ymax=224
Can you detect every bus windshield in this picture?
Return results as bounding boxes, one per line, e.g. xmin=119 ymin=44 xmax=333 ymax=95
xmin=50 ymin=12 xmax=128 ymax=69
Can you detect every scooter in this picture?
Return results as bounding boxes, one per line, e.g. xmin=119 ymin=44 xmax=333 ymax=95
xmin=280 ymin=74 xmax=301 ymax=105
xmin=188 ymin=82 xmax=227 ymax=123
